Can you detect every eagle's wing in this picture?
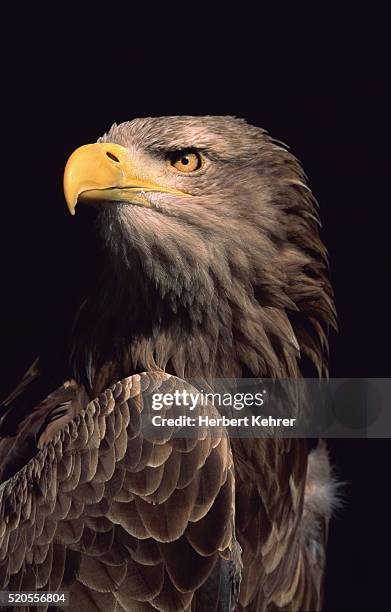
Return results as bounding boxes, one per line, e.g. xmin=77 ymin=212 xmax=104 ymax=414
xmin=233 ymin=437 xmax=335 ymax=611
xmin=0 ymin=372 xmax=240 ymax=612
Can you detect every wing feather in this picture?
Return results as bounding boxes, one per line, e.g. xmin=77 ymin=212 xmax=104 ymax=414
xmin=0 ymin=372 xmax=238 ymax=611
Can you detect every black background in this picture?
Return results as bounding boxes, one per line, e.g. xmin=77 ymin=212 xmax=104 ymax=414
xmin=0 ymin=11 xmax=388 ymax=611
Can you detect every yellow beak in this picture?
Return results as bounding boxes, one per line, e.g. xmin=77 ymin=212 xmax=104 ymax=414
xmin=63 ymin=142 xmax=187 ymax=215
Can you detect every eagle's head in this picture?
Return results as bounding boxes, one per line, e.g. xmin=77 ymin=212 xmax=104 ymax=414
xmin=64 ymin=116 xmax=335 ymax=385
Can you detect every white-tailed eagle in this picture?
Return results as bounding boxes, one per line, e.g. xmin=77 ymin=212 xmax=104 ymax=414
xmin=0 ymin=116 xmax=337 ymax=611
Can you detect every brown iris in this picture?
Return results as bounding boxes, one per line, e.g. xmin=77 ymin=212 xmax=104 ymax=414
xmin=168 ymin=150 xmax=203 ymax=173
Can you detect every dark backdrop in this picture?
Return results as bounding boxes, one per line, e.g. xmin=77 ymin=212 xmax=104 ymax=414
xmin=0 ymin=16 xmax=387 ymax=611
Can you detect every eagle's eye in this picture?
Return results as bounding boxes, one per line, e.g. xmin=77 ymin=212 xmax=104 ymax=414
xmin=168 ymin=150 xmax=203 ymax=173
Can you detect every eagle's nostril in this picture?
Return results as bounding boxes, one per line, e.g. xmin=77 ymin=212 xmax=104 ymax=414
xmin=106 ymin=152 xmax=120 ymax=162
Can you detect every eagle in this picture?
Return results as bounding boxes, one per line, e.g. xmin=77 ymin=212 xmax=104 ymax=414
xmin=0 ymin=116 xmax=337 ymax=611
